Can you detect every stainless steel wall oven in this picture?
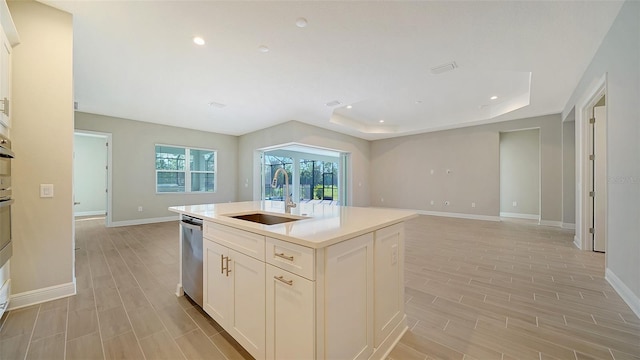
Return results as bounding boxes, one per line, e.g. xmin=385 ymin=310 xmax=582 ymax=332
xmin=0 ymin=134 xmax=14 ymax=268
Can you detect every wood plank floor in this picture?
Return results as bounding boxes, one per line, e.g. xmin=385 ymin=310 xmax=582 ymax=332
xmin=0 ymin=215 xmax=638 ymax=359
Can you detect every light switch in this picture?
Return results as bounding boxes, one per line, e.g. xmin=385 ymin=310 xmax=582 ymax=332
xmin=40 ymin=184 xmax=54 ymax=198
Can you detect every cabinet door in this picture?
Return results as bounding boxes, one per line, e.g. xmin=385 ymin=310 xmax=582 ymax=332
xmin=266 ymin=264 xmax=315 ymax=360
xmin=324 ymin=233 xmax=374 ymax=360
xmin=203 ymin=239 xmax=229 ymax=326
xmin=374 ymin=223 xmax=404 ymax=347
xmin=228 ymin=249 xmax=266 ymax=360
xmin=0 ymin=29 xmax=10 ymax=128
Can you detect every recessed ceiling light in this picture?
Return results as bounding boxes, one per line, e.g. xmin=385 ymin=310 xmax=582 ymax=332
xmin=296 ymin=17 xmax=308 ymax=28
xmin=379 ymin=120 xmax=385 ymax=123
xmin=346 ymin=105 xmax=352 ymax=109
xmin=325 ymin=100 xmax=341 ymax=107
xmin=490 ymin=96 xmax=498 ymax=100
xmin=193 ymin=37 xmax=205 ymax=46
xmin=258 ymin=45 xmax=269 ymax=53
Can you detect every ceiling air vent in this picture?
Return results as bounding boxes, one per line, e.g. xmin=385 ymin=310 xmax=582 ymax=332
xmin=209 ymin=101 xmax=226 ymax=108
xmin=325 ymin=100 xmax=342 ymax=107
xmin=430 ymin=61 xmax=457 ymax=75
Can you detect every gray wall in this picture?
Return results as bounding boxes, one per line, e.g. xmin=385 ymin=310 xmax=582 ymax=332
xmin=238 ymin=121 xmax=371 ymax=207
xmin=562 ymin=1 xmax=640 ymax=304
xmin=499 ymin=129 xmax=540 ymax=217
xmin=370 ymin=114 xmax=562 ymax=222
xmin=9 ymin=1 xmax=74 ymax=294
xmin=73 ymin=133 xmax=107 ymax=216
xmin=75 ymin=112 xmax=238 ymax=223
xmin=562 ymin=121 xmax=576 ymax=225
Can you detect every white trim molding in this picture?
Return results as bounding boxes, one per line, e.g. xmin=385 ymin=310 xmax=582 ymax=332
xmin=414 ymin=210 xmax=501 ymax=222
xmin=110 ymin=215 xmax=180 ymax=227
xmin=605 ymin=268 xmax=640 ymax=319
xmin=573 ymin=235 xmax=582 ymax=249
xmin=8 ymin=281 xmax=76 ymax=311
xmin=500 ymin=212 xmax=540 ymax=220
xmin=538 ymin=220 xmax=563 ymax=228
xmin=562 ymin=223 xmax=576 ymax=230
xmin=74 ymin=210 xmax=106 ymax=217
xmin=367 ymin=207 xmax=501 ymax=222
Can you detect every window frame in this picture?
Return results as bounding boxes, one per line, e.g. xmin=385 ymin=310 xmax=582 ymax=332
xmin=155 ymin=144 xmax=217 ymax=194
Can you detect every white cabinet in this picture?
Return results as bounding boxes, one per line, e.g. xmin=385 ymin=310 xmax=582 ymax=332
xmin=199 ymin=220 xmax=407 ymax=360
xmin=265 ymin=264 xmax=315 ymax=360
xmin=203 ymin=231 xmax=266 ymax=359
xmin=0 ymin=260 xmax=9 ymax=318
xmin=324 ymin=233 xmax=375 ymax=360
xmin=0 ymin=30 xmax=10 ymax=128
xmin=374 ymin=224 xmax=404 ymax=347
xmin=203 ymin=239 xmax=229 ymax=325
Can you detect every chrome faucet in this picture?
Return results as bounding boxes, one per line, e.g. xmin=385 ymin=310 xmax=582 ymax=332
xmin=272 ymin=167 xmax=296 ymax=213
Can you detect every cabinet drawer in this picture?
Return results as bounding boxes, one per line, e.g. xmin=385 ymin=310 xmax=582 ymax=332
xmin=266 ymin=237 xmax=315 ymax=280
xmin=0 ymin=278 xmax=10 ymax=318
xmin=204 ymin=222 xmax=265 ymax=261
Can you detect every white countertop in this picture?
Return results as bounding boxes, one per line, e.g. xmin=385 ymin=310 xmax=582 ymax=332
xmin=169 ymin=201 xmax=417 ymax=249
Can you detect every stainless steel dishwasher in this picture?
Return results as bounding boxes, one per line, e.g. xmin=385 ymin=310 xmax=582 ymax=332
xmin=181 ymin=215 xmax=203 ymax=307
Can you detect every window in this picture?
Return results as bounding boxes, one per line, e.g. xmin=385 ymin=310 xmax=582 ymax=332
xmin=155 ymin=145 xmax=216 ymax=193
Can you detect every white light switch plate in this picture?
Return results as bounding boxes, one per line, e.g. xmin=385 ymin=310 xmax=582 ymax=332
xmin=40 ymin=184 xmax=54 ymax=198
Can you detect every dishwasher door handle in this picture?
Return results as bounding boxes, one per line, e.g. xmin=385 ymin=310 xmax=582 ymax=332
xmin=181 ymin=221 xmax=202 ymax=231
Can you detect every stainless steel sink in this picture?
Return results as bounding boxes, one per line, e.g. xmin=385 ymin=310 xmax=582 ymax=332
xmin=229 ymin=213 xmax=303 ymax=225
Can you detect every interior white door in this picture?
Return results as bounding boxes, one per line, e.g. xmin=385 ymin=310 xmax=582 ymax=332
xmin=592 ymin=105 xmax=607 ymax=252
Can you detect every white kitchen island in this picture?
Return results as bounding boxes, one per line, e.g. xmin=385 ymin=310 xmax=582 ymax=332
xmin=169 ymin=201 xmax=417 ymax=360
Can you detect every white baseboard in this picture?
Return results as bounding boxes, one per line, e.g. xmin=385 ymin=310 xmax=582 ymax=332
xmin=538 ymin=220 xmax=563 ymax=228
xmin=562 ymin=222 xmax=576 ymax=230
xmin=74 ymin=210 xmax=106 ymax=217
xmin=416 ymin=210 xmax=501 ymax=222
xmin=605 ymin=268 xmax=640 ymax=319
xmin=110 ymin=215 xmax=179 ymax=227
xmin=573 ymin=235 xmax=582 ymax=249
xmin=500 ymin=212 xmax=540 ymax=220
xmin=8 ymin=281 xmax=76 ymax=311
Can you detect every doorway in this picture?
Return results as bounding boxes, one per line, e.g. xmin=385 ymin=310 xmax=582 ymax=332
xmin=499 ymin=129 xmax=541 ymax=221
xmin=257 ymin=143 xmax=350 ymax=206
xmin=73 ymin=130 xmax=112 ymax=226
xmin=590 ymin=96 xmax=607 ymax=252
xmin=576 ymin=75 xmax=607 ymax=253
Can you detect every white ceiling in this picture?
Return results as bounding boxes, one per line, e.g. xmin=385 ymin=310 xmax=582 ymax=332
xmin=43 ymin=0 xmax=623 ymax=140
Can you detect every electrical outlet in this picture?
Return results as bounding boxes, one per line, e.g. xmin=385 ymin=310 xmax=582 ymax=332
xmin=138 ymin=206 xmax=143 ymax=212
xmin=512 ymin=201 xmax=517 ymax=207
xmin=430 ymin=200 xmax=434 ymax=206
xmin=472 ymin=202 xmax=476 ymax=208
xmin=391 ymin=244 xmax=398 ymax=265
xmin=380 ymin=197 xmax=384 ymax=203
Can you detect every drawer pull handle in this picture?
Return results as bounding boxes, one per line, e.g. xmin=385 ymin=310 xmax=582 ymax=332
xmin=221 ymin=254 xmax=225 ymax=274
xmin=274 ymin=275 xmax=293 ymax=286
xmin=275 ymin=252 xmax=294 ymax=261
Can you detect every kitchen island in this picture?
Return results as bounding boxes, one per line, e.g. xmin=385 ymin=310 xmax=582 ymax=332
xmin=169 ymin=201 xmax=417 ymax=360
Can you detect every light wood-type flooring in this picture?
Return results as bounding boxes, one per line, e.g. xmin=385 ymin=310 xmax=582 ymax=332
xmin=0 ymin=215 xmax=638 ymax=359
